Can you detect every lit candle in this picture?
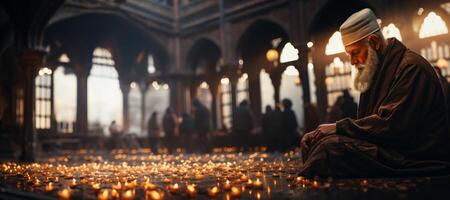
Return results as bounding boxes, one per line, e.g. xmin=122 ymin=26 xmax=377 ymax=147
xmin=245 ymin=179 xmax=253 ymax=188
xmin=186 ymin=184 xmax=197 ymax=198
xmin=44 ymin=182 xmax=54 ymax=192
xmin=360 ymin=179 xmax=368 ymax=187
xmin=57 ymin=188 xmax=71 ymax=200
xmin=194 ymin=174 xmax=204 ymax=180
xmin=111 ymin=189 xmax=119 ymax=199
xmin=168 ymin=183 xmax=180 ymax=194
xmin=144 ymin=182 xmax=157 ymax=191
xmin=162 ymin=178 xmax=171 ymax=184
xmin=69 ymin=178 xmax=77 ymax=188
xmin=230 ymin=186 xmax=241 ymax=197
xmin=312 ymin=180 xmax=320 ymax=188
xmin=255 ymin=171 xmax=263 ymax=177
xmin=122 ymin=189 xmax=135 ymax=200
xmin=112 ymin=181 xmax=122 ymax=190
xmin=253 ymin=178 xmax=263 ymax=189
xmin=97 ymin=189 xmax=110 ymax=200
xmin=33 ymin=179 xmax=41 ymax=187
xmin=146 ymin=190 xmax=163 ymax=200
xmin=91 ymin=182 xmax=101 ymax=192
xmin=240 ymin=174 xmax=249 ymax=182
xmin=295 ymin=176 xmax=304 ymax=184
xmin=223 ymin=180 xmax=231 ymax=190
xmin=207 ymin=186 xmax=220 ymax=197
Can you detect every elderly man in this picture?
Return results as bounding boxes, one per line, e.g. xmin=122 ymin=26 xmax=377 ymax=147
xmin=300 ymin=8 xmax=450 ymax=178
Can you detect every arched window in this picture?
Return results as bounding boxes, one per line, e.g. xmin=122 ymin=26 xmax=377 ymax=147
xmin=237 ymin=73 xmax=249 ymax=104
xmin=197 ymin=81 xmax=212 ymax=111
xmin=54 ymin=66 xmax=77 ymax=133
xmin=325 ymin=57 xmax=359 ymax=106
xmin=88 ymin=47 xmax=123 ymax=136
xmin=419 ymin=12 xmax=448 ymax=39
xmin=280 ymin=42 xmax=299 ymax=63
xmin=280 ymin=66 xmax=304 ymax=128
xmin=260 ymin=69 xmax=275 ymax=112
xmin=382 ymin=23 xmax=402 ymax=41
xmin=35 ymin=67 xmax=52 ymax=130
xmin=128 ymin=82 xmax=142 ymax=136
xmin=144 ymin=81 xmax=170 ymax=135
xmin=220 ymin=77 xmax=232 ymax=129
xmin=325 ymin=31 xmax=345 ymax=55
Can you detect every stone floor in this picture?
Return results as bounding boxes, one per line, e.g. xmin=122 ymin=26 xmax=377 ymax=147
xmin=1 ymin=149 xmax=449 ymax=199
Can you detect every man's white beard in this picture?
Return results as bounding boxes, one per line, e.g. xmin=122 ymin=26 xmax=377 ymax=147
xmin=353 ymin=45 xmax=379 ymax=92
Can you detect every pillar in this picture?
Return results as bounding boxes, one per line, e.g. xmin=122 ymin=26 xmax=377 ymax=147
xmin=209 ymin=79 xmax=219 ymax=129
xmin=120 ymin=82 xmax=130 ymax=133
xmin=19 ymin=49 xmax=45 ymax=162
xmin=72 ymin=51 xmax=92 ymax=136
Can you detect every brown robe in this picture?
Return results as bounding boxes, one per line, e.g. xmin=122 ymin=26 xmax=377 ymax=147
xmin=300 ymin=38 xmax=450 ymax=178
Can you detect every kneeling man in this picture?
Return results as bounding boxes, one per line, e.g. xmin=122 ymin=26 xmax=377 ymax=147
xmin=300 ymin=8 xmax=450 ymax=178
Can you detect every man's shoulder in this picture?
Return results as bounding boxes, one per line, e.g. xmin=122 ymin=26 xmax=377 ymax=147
xmin=397 ymin=49 xmax=437 ymax=78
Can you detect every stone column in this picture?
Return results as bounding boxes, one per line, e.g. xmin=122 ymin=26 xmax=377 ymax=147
xmin=270 ymin=70 xmax=282 ymax=104
xmin=19 ymin=49 xmax=45 ymax=162
xmin=73 ymin=54 xmax=92 ymax=136
xmin=209 ymin=79 xmax=219 ymax=130
xmin=120 ymin=82 xmax=130 ymax=133
xmin=140 ymin=83 xmax=148 ymax=134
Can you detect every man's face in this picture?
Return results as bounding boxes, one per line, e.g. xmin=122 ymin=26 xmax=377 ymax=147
xmin=345 ymin=40 xmax=370 ymax=71
xmin=344 ymin=37 xmax=380 ymax=92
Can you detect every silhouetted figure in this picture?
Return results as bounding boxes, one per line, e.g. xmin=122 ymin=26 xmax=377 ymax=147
xmin=147 ymin=112 xmax=160 ymax=153
xmin=162 ymin=108 xmax=177 ymax=152
xmin=262 ymin=105 xmax=273 ymax=138
xmin=233 ymin=100 xmax=254 ymax=149
xmin=281 ymin=99 xmax=298 ymax=151
xmin=340 ymin=90 xmax=357 ymax=119
xmin=261 ymin=105 xmax=273 ymax=150
xmin=109 ymin=120 xmax=122 ymax=149
xmin=270 ymin=105 xmax=283 ymax=151
xmin=179 ymin=112 xmax=194 ymax=151
xmin=193 ymin=99 xmax=211 ymax=152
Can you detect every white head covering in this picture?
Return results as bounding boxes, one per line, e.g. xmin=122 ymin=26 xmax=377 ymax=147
xmin=339 ymin=8 xmax=380 ymax=46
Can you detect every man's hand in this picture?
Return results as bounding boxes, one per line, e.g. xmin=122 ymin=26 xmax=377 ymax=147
xmin=300 ymin=130 xmax=317 ymax=154
xmin=300 ymin=123 xmax=337 ymax=153
xmin=312 ymin=123 xmax=337 ymax=142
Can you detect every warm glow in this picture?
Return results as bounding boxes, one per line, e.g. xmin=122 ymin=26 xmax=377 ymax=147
xmin=382 ymin=23 xmax=402 ymax=41
xmin=419 ymin=12 xmax=448 ymax=38
xmin=266 ymin=49 xmax=279 ymax=62
xmin=307 ymin=41 xmax=314 ymax=48
xmin=325 ymin=31 xmax=345 ymax=55
xmin=280 ymin=42 xmax=299 ymax=63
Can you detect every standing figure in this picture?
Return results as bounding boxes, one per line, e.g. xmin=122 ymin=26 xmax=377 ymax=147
xmin=233 ymin=100 xmax=254 ymax=149
xmin=147 ymin=112 xmax=160 ymax=153
xmin=281 ymin=99 xmax=299 ymax=151
xmin=162 ymin=108 xmax=177 ymax=152
xmin=193 ymin=99 xmax=211 ymax=152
